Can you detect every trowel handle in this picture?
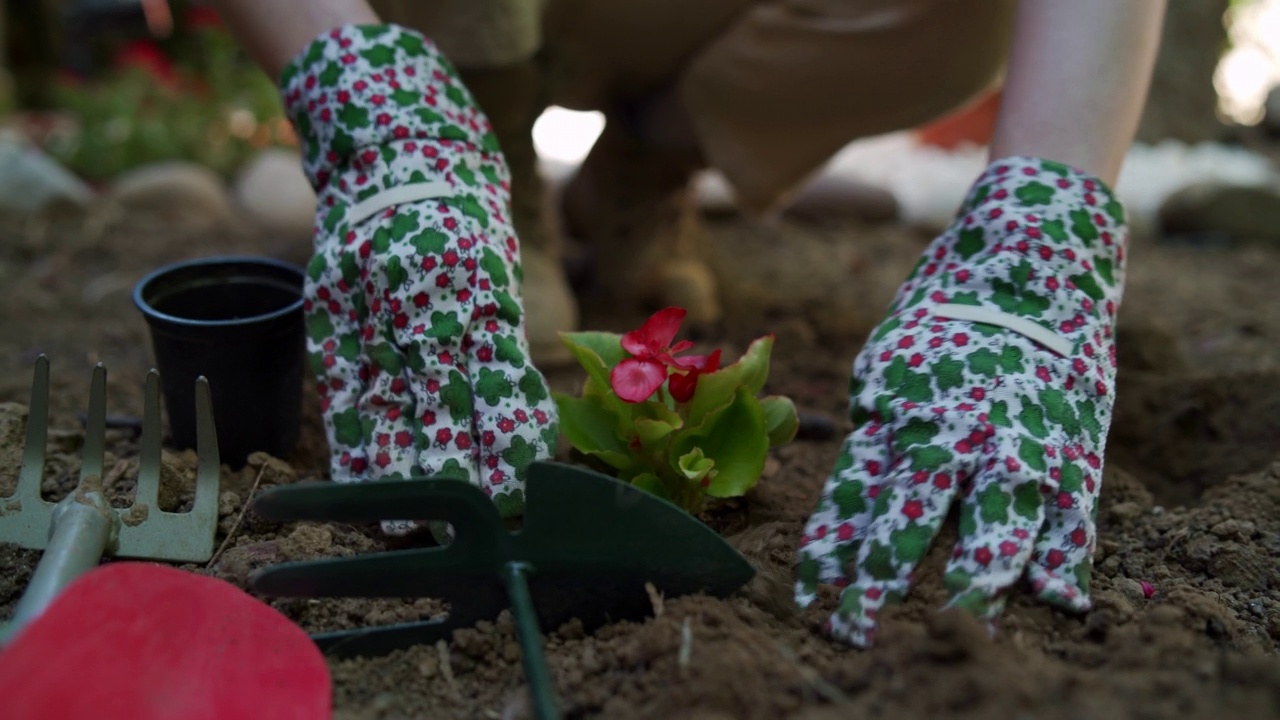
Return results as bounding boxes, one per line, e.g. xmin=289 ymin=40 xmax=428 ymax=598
xmin=0 ymin=493 xmax=114 ymax=645
xmin=502 ymin=561 xmax=561 ymax=720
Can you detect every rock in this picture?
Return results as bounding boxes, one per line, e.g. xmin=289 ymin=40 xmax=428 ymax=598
xmin=786 ymin=173 xmax=900 ymax=225
xmin=1113 ymin=577 xmax=1148 ymax=605
xmin=1157 ymin=182 xmax=1280 ymax=245
xmin=0 ymin=131 xmax=94 ymax=214
xmin=653 ymin=257 xmax=721 ymax=326
xmin=232 ymin=149 xmax=315 ymax=244
xmin=107 ymin=161 xmax=233 ymax=227
xmin=521 ymin=246 xmax=578 ymax=368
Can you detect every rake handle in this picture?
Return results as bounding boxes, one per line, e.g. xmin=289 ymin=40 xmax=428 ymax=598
xmin=1 ymin=492 xmax=115 ymax=645
xmin=502 ymin=561 xmax=560 ymax=720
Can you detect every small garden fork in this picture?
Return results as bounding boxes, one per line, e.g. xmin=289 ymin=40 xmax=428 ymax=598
xmin=0 ymin=356 xmax=221 ymax=644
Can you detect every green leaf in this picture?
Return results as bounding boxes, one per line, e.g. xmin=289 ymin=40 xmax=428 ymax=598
xmin=332 ymin=407 xmax=362 ymax=447
xmin=368 ymin=343 xmax=403 ymax=374
xmin=1017 ymin=398 xmax=1049 ymax=438
xmin=833 ymin=479 xmax=867 ymax=518
xmin=494 ymin=290 xmax=521 ymax=325
xmin=890 ymin=523 xmax=934 ymax=564
xmin=894 ymin=417 xmax=940 ymax=451
xmin=1096 ymin=258 xmax=1115 ymax=287
xmin=561 ymin=331 xmax=628 ymax=371
xmin=676 ymin=447 xmax=716 ymax=483
xmin=1069 ymin=209 xmax=1099 ymax=244
xmin=967 ymin=348 xmax=999 ymax=377
xmin=424 ymin=311 xmax=463 ymax=343
xmin=989 ymin=400 xmax=1011 ymax=427
xmin=909 ymin=445 xmax=953 ymax=472
xmin=1042 ymin=219 xmax=1068 ymax=243
xmin=1070 ymin=272 xmax=1106 ymax=301
xmin=554 ymin=394 xmax=633 ymax=470
xmin=677 ymin=387 xmax=768 ymax=499
xmin=412 ymin=228 xmax=449 ymax=256
xmin=862 ymin=541 xmax=897 ymax=581
xmin=684 ymin=335 xmax=774 ymax=429
xmin=479 ymin=248 xmax=510 ymax=288
xmin=954 ymin=227 xmax=986 ymax=260
xmin=759 ymin=395 xmax=799 ymax=446
xmin=999 ymin=345 xmax=1026 ymax=374
xmin=307 ymin=311 xmax=335 ymax=342
xmin=1018 ymin=437 xmax=1047 ymax=472
xmin=494 ymin=334 xmax=525 ymax=367
xmin=385 ymin=255 xmax=408 ymax=294
xmin=977 ymin=484 xmax=1011 ymax=524
xmin=1014 ymin=181 xmax=1055 ymax=205
xmin=439 ymin=370 xmax=473 ymax=419
xmin=933 ymin=356 xmax=965 ymax=391
xmin=1012 ymin=480 xmax=1041 ymax=521
xmin=475 ymin=367 xmax=514 ymax=406
xmin=635 ymin=415 xmax=681 ymax=450
xmin=631 ymin=473 xmax=670 ymax=502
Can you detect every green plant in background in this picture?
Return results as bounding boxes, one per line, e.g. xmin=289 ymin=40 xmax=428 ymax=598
xmin=40 ymin=15 xmax=290 ymax=182
xmin=555 ymin=307 xmax=799 ymax=515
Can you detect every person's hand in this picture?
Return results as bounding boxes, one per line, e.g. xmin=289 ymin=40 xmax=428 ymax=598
xmin=795 ymin=156 xmax=1127 ymax=646
xmin=281 ymin=24 xmax=560 ymax=531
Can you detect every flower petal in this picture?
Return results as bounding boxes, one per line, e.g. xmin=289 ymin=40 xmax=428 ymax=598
xmin=610 ymin=358 xmax=669 ymax=403
xmin=668 ymin=369 xmax=698 ymax=403
xmin=621 ymin=307 xmax=686 ymax=356
xmin=673 ymin=348 xmax=723 ymax=372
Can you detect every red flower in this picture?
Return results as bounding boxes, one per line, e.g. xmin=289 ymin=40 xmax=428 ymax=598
xmin=668 ymin=349 xmax=722 ymax=403
xmin=609 ymin=307 xmax=717 ymax=403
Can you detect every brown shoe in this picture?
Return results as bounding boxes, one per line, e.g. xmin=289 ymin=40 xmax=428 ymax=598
xmin=560 ymin=115 xmax=721 ymax=327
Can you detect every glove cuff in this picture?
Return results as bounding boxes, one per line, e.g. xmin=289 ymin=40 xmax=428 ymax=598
xmin=279 ymin=24 xmax=501 ymax=192
xmin=959 ymin=156 xmax=1125 ymax=229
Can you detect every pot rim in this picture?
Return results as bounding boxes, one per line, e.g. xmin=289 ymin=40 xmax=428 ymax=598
xmin=133 ymin=255 xmax=305 ymax=330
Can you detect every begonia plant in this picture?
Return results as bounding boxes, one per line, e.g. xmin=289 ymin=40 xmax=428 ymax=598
xmin=554 ymin=307 xmax=798 ymax=514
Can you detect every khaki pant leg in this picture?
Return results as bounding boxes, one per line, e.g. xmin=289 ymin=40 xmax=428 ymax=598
xmin=678 ymin=0 xmax=1018 ymax=212
xmin=369 ymin=0 xmax=544 ymax=67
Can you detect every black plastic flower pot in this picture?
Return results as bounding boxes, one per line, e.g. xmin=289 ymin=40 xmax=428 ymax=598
xmin=133 ymin=256 xmax=306 ymax=468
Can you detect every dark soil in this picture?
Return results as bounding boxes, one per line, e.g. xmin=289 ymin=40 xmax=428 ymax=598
xmin=1 ymin=201 xmax=1278 ymax=719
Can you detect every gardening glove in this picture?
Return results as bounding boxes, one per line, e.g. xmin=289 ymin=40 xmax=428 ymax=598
xmin=281 ymin=24 xmax=560 ymax=532
xmin=795 ymin=156 xmax=1127 ymax=647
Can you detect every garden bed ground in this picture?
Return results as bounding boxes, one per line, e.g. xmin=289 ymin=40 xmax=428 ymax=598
xmin=1 ymin=200 xmax=1279 ymax=719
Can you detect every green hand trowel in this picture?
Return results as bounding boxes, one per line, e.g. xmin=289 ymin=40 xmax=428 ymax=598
xmin=248 ymin=461 xmax=757 ymax=720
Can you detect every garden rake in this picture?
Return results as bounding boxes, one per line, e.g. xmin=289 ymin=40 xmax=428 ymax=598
xmin=249 ymin=460 xmax=759 ymax=720
xmin=0 ymin=355 xmax=220 ymax=644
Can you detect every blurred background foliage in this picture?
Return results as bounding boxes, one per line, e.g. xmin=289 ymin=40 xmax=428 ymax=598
xmin=2 ymin=0 xmax=292 ymax=183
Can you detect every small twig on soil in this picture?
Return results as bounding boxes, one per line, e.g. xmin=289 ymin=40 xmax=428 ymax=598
xmin=103 ymin=458 xmax=131 ymax=490
xmin=645 ymin=582 xmax=665 ymax=617
xmin=678 ymin=617 xmax=693 ymax=677
xmin=436 ymin=640 xmax=461 ymax=700
xmin=773 ymin=640 xmax=849 ymax=706
xmin=206 ymin=464 xmax=265 ymax=568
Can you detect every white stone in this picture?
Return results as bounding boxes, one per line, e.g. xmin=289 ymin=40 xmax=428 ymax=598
xmin=232 ymin=148 xmax=316 ymax=242
xmin=107 ymin=160 xmax=232 ymax=226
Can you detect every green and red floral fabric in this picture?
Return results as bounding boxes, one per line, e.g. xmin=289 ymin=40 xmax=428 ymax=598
xmin=796 ymin=156 xmax=1128 ymax=646
xmin=280 ymin=24 xmax=559 ymax=532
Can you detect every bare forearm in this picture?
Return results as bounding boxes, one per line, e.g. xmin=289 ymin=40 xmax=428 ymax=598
xmin=206 ymin=0 xmax=382 ymax=79
xmin=990 ymin=0 xmax=1166 ymax=185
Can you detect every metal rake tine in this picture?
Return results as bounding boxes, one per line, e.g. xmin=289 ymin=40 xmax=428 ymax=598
xmin=79 ymin=364 xmax=107 ymax=486
xmin=13 ymin=355 xmax=50 ymax=504
xmin=133 ymin=370 xmax=163 ymax=509
xmin=190 ymin=376 xmax=220 ymax=524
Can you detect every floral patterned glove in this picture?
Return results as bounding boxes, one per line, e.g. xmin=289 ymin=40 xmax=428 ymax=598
xmin=795 ymin=156 xmax=1127 ymax=646
xmin=281 ymin=25 xmax=559 ymax=530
